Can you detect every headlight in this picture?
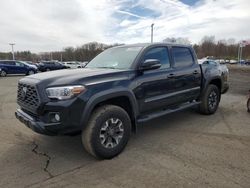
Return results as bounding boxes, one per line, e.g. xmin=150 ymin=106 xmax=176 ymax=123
xmin=46 ymin=85 xmax=86 ymax=100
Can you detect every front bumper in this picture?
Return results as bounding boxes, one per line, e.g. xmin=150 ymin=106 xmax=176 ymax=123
xmin=16 ymin=79 xmax=89 ymax=135
xmin=15 ymin=108 xmax=60 ymax=135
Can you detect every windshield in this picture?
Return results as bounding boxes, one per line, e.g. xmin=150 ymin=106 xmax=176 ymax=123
xmin=86 ymin=46 xmax=142 ymax=69
xmin=19 ymin=61 xmax=29 ymax=66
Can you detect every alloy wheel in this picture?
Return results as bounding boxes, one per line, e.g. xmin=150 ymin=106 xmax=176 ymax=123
xmin=208 ymin=90 xmax=218 ymax=110
xmin=99 ymin=118 xmax=124 ymax=149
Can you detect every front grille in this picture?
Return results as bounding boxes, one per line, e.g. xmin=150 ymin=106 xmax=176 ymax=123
xmin=17 ymin=83 xmax=39 ymax=109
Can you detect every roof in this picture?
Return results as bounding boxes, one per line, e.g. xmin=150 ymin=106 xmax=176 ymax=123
xmin=114 ymin=42 xmax=192 ymax=49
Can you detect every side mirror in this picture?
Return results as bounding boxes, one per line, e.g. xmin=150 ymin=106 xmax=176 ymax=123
xmin=140 ymin=59 xmax=161 ymax=71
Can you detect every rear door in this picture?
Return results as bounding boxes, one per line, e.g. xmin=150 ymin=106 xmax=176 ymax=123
xmin=170 ymin=46 xmax=201 ymax=103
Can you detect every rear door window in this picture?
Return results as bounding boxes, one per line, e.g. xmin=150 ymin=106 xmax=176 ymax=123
xmin=172 ymin=47 xmax=194 ymax=68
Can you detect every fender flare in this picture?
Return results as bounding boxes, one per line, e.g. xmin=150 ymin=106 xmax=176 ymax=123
xmin=80 ymin=88 xmax=139 ymax=130
xmin=200 ymin=76 xmax=222 ymax=99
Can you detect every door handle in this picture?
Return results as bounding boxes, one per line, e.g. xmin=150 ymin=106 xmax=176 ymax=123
xmin=193 ymin=70 xmax=199 ymax=74
xmin=167 ymin=73 xmax=175 ymax=78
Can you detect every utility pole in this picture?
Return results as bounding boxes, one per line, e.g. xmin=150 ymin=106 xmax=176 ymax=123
xmin=151 ymin=23 xmax=154 ymax=43
xmin=238 ymin=41 xmax=246 ymax=65
xmin=239 ymin=45 xmax=243 ymax=65
xmin=9 ymin=43 xmax=15 ymax=60
xmin=237 ymin=44 xmax=240 ymax=64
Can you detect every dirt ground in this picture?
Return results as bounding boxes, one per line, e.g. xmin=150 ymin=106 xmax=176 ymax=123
xmin=0 ymin=65 xmax=249 ymax=188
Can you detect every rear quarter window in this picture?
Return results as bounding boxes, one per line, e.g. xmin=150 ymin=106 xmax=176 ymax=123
xmin=172 ymin=47 xmax=194 ymax=68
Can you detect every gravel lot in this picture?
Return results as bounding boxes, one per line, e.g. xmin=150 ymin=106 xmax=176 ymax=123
xmin=0 ymin=65 xmax=250 ymax=188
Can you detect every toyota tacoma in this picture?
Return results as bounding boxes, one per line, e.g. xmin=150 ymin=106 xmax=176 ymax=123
xmin=15 ymin=43 xmax=229 ymax=159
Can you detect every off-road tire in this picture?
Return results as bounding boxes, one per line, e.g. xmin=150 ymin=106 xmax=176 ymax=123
xmin=199 ymin=84 xmax=220 ymax=115
xmin=82 ymin=105 xmax=131 ymax=159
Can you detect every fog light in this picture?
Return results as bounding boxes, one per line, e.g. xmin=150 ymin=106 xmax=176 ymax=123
xmin=55 ymin=113 xmax=60 ymax=122
xmin=49 ymin=112 xmax=60 ymax=123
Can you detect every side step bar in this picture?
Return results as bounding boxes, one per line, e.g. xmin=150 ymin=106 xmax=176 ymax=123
xmin=137 ymin=101 xmax=201 ymax=123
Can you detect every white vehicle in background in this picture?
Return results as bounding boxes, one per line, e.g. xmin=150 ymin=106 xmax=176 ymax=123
xmin=61 ymin=61 xmax=82 ymax=69
xmin=229 ymin=60 xmax=237 ymax=64
xmin=215 ymin=59 xmax=226 ymax=64
xmin=198 ymin=58 xmax=208 ymax=64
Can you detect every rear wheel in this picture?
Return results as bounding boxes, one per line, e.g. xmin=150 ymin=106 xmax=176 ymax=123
xmin=82 ymin=105 xmax=131 ymax=159
xmin=199 ymin=84 xmax=220 ymax=115
xmin=1 ymin=70 xmax=7 ymax=77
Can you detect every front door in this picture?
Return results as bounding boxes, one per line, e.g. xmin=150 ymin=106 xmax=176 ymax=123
xmin=15 ymin=61 xmax=27 ymax=74
xmin=134 ymin=46 xmax=176 ymax=114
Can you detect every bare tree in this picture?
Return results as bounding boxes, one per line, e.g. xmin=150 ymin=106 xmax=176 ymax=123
xmin=163 ymin=37 xmax=191 ymax=45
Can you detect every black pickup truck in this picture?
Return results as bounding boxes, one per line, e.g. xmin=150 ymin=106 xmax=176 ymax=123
xmin=15 ymin=43 xmax=229 ymax=159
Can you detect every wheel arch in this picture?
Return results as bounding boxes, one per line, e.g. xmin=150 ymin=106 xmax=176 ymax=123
xmin=200 ymin=77 xmax=222 ymax=101
xmin=209 ymin=78 xmax=222 ymax=92
xmin=80 ymin=89 xmax=139 ymax=132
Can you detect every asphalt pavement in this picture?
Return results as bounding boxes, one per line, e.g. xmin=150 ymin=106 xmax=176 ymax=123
xmin=0 ymin=67 xmax=250 ymax=188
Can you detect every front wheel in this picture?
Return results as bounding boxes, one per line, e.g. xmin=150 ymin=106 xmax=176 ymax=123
xmin=82 ymin=105 xmax=131 ymax=159
xmin=199 ymin=84 xmax=220 ymax=115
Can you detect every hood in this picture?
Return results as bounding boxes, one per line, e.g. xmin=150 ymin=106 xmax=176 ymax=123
xmin=28 ymin=64 xmax=38 ymax=69
xmin=22 ymin=68 xmax=129 ymax=86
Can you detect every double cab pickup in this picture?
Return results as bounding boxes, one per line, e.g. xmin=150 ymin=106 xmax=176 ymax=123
xmin=15 ymin=43 xmax=229 ymax=159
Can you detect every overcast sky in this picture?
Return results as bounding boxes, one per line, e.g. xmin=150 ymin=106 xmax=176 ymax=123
xmin=0 ymin=0 xmax=249 ymax=52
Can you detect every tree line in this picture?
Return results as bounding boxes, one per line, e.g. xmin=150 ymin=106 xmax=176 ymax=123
xmin=164 ymin=36 xmax=250 ymax=60
xmin=0 ymin=36 xmax=249 ymax=62
xmin=0 ymin=42 xmax=123 ymax=62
